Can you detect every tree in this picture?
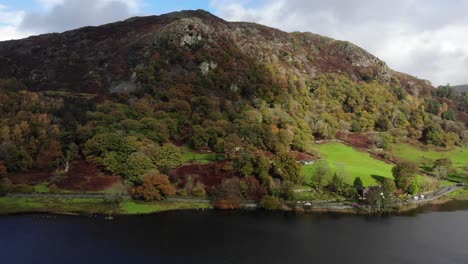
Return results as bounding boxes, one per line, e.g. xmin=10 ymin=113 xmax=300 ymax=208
xmin=131 ymin=171 xmax=176 ymax=201
xmin=381 ymin=178 xmax=396 ymax=197
xmin=146 ymin=143 xmax=182 ymax=173
xmin=432 ymin=158 xmax=452 ymax=180
xmin=353 ymin=177 xmax=364 ymax=187
xmin=392 ymin=161 xmax=418 ymax=192
xmin=212 ymin=178 xmax=244 ymax=209
xmin=408 ymin=181 xmax=419 ymax=195
xmin=125 ymin=152 xmax=157 ymax=181
xmin=329 ymin=172 xmax=344 ymax=193
xmin=422 ymin=124 xmax=445 ymax=146
xmin=0 ymin=161 xmax=7 ymax=178
xmin=433 ymin=165 xmax=448 ymax=180
xmin=273 ymin=151 xmax=302 ymax=184
xmin=313 ymin=160 xmax=331 ymax=189
xmin=426 ymin=98 xmax=441 ymax=115
xmin=259 ymin=195 xmax=283 ymax=210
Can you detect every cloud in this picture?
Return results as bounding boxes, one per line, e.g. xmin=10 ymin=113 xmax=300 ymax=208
xmin=0 ymin=4 xmax=31 ymax=41
xmin=19 ymin=0 xmax=142 ymax=34
xmin=212 ymin=0 xmax=468 ymax=85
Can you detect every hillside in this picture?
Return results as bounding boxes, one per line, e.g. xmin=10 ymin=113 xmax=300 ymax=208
xmin=0 ymin=10 xmax=432 ymax=95
xmin=453 ymin=85 xmax=468 ymax=93
xmin=0 ymin=10 xmax=466 ymax=205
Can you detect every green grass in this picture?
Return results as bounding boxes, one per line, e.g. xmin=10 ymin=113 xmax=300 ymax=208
xmin=445 ymin=188 xmax=468 ymax=199
xmin=181 ymin=145 xmax=217 ymax=164
xmin=302 ymin=143 xmax=394 ymax=186
xmin=391 ymin=143 xmax=468 ymax=170
xmin=0 ymin=197 xmax=113 ymax=214
xmin=391 ymin=143 xmax=468 ymax=183
xmin=293 ymin=190 xmax=345 ymax=202
xmin=120 ymin=200 xmax=212 ymax=214
xmin=33 ymin=183 xmax=50 ymax=193
xmin=0 ymin=197 xmax=213 ymax=215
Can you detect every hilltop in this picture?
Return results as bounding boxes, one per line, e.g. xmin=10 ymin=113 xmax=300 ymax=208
xmin=0 ymin=10 xmax=432 ymax=95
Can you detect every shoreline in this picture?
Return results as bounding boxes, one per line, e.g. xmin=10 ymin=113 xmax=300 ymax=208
xmin=1 ymin=190 xmax=467 ymax=217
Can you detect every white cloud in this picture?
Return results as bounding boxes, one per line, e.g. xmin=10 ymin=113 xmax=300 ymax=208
xmin=19 ymin=0 xmax=143 ymax=34
xmin=0 ymin=5 xmax=30 ymax=41
xmin=0 ymin=1 xmax=142 ymax=41
xmin=211 ymin=0 xmax=468 ymax=85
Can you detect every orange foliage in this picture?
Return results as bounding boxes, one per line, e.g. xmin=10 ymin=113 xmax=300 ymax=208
xmin=131 ymin=171 xmax=176 ymax=201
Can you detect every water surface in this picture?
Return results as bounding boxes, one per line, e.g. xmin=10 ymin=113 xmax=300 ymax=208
xmin=1 ymin=201 xmax=468 ymax=264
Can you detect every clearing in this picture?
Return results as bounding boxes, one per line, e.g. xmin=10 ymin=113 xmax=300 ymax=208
xmin=302 ymin=142 xmax=394 ymax=186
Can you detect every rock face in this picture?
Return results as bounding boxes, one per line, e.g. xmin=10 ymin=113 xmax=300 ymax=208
xmin=0 ymin=9 xmax=432 ymax=94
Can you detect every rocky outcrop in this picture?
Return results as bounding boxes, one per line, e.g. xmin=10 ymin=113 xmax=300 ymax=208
xmin=0 ymin=9 xmax=433 ymax=94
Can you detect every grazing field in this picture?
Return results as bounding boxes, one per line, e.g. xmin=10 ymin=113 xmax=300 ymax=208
xmin=0 ymin=197 xmax=213 ymax=215
xmin=120 ymin=200 xmax=212 ymax=214
xmin=302 ymin=143 xmax=394 ymax=186
xmin=390 ymin=143 xmax=468 ymax=170
xmin=0 ymin=197 xmax=113 ymax=214
xmin=181 ymin=145 xmax=217 ymax=164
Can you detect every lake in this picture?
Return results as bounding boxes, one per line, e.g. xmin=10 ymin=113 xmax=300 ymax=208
xmin=1 ymin=201 xmax=468 ymax=264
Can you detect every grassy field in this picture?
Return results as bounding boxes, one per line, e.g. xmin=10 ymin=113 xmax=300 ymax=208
xmin=391 ymin=143 xmax=468 ymax=169
xmin=0 ymin=197 xmax=113 ymax=214
xmin=391 ymin=143 xmax=468 ymax=183
xmin=302 ymin=143 xmax=394 ymax=186
xmin=120 ymin=200 xmax=212 ymax=214
xmin=444 ymin=188 xmax=468 ymax=200
xmin=0 ymin=196 xmax=212 ymax=215
xmin=181 ymin=145 xmax=217 ymax=164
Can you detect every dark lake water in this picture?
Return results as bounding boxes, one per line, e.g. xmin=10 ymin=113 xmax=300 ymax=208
xmin=1 ymin=201 xmax=468 ymax=264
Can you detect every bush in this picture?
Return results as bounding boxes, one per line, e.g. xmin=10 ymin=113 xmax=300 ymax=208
xmin=51 ymin=172 xmax=67 ymax=184
xmin=213 ymin=199 xmax=241 ymax=210
xmin=259 ymin=195 xmax=284 ymax=210
xmin=408 ymin=181 xmax=419 ymax=195
xmin=191 ymin=182 xmax=207 ymax=198
xmin=49 ymin=184 xmax=60 ymax=194
xmin=0 ymin=177 xmax=12 ymax=196
xmin=130 ymin=171 xmax=176 ymax=201
xmin=103 ymin=192 xmax=124 ymax=205
xmin=11 ymin=184 xmax=34 ymax=193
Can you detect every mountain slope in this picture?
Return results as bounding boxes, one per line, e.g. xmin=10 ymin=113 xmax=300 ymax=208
xmin=0 ymin=10 xmax=431 ymax=95
xmin=0 ymin=10 xmax=466 ymax=201
xmin=453 ymin=85 xmax=468 ymax=93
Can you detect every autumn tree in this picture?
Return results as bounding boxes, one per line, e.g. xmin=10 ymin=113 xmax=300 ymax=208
xmin=273 ymin=150 xmax=302 ymax=184
xmin=131 ymin=171 xmax=176 ymax=201
xmin=392 ymin=161 xmax=418 ymax=192
xmin=0 ymin=161 xmax=7 ymax=178
xmin=125 ymin=152 xmax=157 ymax=181
xmin=433 ymin=158 xmax=452 ymax=180
xmin=146 ymin=143 xmax=182 ymax=173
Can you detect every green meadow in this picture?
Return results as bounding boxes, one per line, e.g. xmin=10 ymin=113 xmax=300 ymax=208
xmin=302 ymin=143 xmax=394 ymax=186
xmin=390 ymin=143 xmax=467 ymax=170
xmin=181 ymin=145 xmax=217 ymax=164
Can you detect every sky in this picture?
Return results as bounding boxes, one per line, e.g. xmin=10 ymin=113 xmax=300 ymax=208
xmin=1 ymin=0 xmax=467 ymax=86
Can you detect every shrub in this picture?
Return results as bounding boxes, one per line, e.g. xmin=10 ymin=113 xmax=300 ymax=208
xmin=191 ymin=182 xmax=207 ymax=198
xmin=0 ymin=177 xmax=12 ymax=195
xmin=213 ymin=199 xmax=240 ymax=210
xmin=11 ymin=184 xmax=34 ymax=193
xmin=130 ymin=171 xmax=176 ymax=201
xmin=49 ymin=184 xmax=60 ymax=194
xmin=259 ymin=195 xmax=283 ymax=210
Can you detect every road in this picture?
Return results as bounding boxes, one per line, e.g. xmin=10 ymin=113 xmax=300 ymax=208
xmin=4 ymin=185 xmax=464 ymax=211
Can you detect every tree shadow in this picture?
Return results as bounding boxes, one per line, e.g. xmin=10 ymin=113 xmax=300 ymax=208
xmin=371 ymin=174 xmax=388 ymax=184
xmin=420 ymin=165 xmax=433 ymax=172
